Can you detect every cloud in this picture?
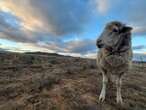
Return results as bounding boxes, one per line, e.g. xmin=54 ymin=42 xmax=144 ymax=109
xmin=0 ymin=11 xmax=61 ymax=43
xmin=0 ymin=11 xmax=38 ymax=43
xmin=0 ymin=42 xmax=55 ymax=53
xmin=0 ymin=38 xmax=97 ymax=56
xmin=64 ymin=39 xmax=96 ymax=54
xmin=38 ymin=39 xmax=97 ymax=55
xmin=94 ymin=0 xmax=109 ymax=14
xmin=93 ymin=0 xmax=146 ymax=36
xmin=119 ymin=0 xmax=146 ymax=36
xmin=0 ymin=0 xmax=99 ymax=44
xmin=0 ymin=0 xmax=94 ymax=36
xmin=0 ymin=43 xmax=10 ymax=52
xmin=0 ymin=0 xmax=112 ymax=36
xmin=132 ymin=26 xmax=146 ymax=36
xmin=0 ymin=48 xmax=9 ymax=52
xmin=133 ymin=45 xmax=146 ymax=50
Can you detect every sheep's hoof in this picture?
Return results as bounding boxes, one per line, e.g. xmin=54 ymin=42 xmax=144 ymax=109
xmin=99 ymin=93 xmax=105 ymax=103
xmin=116 ymin=97 xmax=124 ymax=106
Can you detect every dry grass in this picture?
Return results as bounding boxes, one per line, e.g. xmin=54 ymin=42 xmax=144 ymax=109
xmin=0 ymin=52 xmax=146 ymax=110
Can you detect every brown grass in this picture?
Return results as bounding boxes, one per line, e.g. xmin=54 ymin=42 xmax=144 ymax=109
xmin=0 ymin=52 xmax=146 ymax=110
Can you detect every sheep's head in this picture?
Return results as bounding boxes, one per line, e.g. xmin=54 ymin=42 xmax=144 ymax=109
xmin=96 ymin=21 xmax=132 ymax=52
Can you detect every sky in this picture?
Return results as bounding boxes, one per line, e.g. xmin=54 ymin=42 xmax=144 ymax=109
xmin=0 ymin=0 xmax=146 ymax=60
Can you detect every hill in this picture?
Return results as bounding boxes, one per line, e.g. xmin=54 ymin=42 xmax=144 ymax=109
xmin=0 ymin=52 xmax=146 ymax=110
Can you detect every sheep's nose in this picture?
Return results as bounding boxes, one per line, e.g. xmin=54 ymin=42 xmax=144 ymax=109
xmin=96 ymin=39 xmax=104 ymax=48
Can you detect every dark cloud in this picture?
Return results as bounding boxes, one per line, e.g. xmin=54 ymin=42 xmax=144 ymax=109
xmin=64 ymin=39 xmax=96 ymax=54
xmin=0 ymin=0 xmax=95 ymax=43
xmin=0 ymin=47 xmax=9 ymax=52
xmin=133 ymin=45 xmax=146 ymax=50
xmin=99 ymin=0 xmax=146 ymax=36
xmin=0 ymin=11 xmax=57 ymax=43
xmin=0 ymin=11 xmax=37 ymax=43
xmin=38 ymin=39 xmax=96 ymax=55
xmin=119 ymin=0 xmax=146 ymax=36
xmin=29 ymin=0 xmax=92 ymax=35
xmin=1 ymin=0 xmax=93 ymax=36
xmin=128 ymin=0 xmax=146 ymax=24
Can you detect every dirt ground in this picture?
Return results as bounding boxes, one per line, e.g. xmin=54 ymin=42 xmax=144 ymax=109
xmin=0 ymin=52 xmax=146 ymax=110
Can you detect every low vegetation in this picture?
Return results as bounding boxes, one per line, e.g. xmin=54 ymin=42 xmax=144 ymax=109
xmin=0 ymin=52 xmax=146 ymax=110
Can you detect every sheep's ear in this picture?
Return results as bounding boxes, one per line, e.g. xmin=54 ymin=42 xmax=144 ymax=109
xmin=123 ymin=26 xmax=133 ymax=32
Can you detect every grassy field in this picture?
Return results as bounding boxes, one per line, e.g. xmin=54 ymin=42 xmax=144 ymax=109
xmin=0 ymin=52 xmax=146 ymax=110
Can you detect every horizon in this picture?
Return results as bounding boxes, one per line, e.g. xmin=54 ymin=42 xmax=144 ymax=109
xmin=1 ymin=50 xmax=146 ymax=62
xmin=0 ymin=0 xmax=146 ymax=61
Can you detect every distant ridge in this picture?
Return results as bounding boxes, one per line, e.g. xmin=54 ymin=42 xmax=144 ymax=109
xmin=0 ymin=49 xmax=146 ymax=62
xmin=25 ymin=52 xmax=60 ymax=56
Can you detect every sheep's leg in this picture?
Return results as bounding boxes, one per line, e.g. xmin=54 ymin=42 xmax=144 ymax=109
xmin=99 ymin=73 xmax=108 ymax=102
xmin=116 ymin=76 xmax=123 ymax=105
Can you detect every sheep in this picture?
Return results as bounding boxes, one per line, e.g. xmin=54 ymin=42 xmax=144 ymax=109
xmin=96 ymin=21 xmax=133 ymax=105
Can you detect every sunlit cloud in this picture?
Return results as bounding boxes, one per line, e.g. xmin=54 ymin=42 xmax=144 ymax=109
xmin=132 ymin=26 xmax=146 ymax=36
xmin=94 ymin=0 xmax=109 ymax=14
xmin=0 ymin=0 xmax=43 ymax=32
xmin=0 ymin=41 xmax=55 ymax=53
xmin=0 ymin=0 xmax=94 ymax=35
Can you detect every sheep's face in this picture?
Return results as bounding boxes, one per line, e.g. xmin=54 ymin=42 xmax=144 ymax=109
xmin=97 ymin=21 xmax=132 ymax=51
